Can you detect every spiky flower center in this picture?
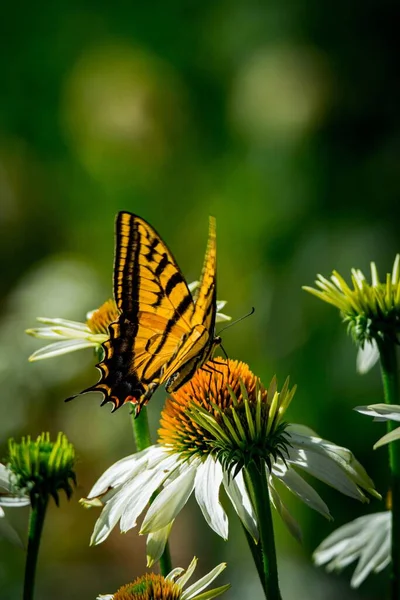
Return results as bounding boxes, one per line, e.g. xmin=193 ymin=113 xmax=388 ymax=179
xmin=7 ymin=432 xmax=76 ymax=506
xmin=304 ymin=255 xmax=400 ymax=345
xmin=113 ymin=573 xmax=181 ymax=600
xmin=159 ymin=359 xmax=294 ymax=474
xmin=87 ymin=299 xmax=119 ymax=335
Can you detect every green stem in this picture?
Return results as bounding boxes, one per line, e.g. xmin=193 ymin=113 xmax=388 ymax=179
xmin=131 ymin=407 xmax=152 ymax=451
xmin=130 ymin=407 xmax=172 ymax=576
xmin=23 ymin=496 xmax=48 ymax=600
xmin=241 ymin=522 xmax=266 ymax=591
xmin=244 ymin=462 xmax=282 ymax=600
xmin=377 ymin=338 xmax=400 ymax=600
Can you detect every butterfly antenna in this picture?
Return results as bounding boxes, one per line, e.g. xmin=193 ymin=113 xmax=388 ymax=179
xmin=216 ymin=307 xmax=255 ymax=336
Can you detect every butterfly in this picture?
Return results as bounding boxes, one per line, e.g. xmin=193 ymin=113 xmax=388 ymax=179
xmin=69 ymin=211 xmax=221 ymax=415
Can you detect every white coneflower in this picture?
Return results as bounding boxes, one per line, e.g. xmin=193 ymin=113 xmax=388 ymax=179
xmin=97 ymin=557 xmax=229 ymax=600
xmin=82 ymin=359 xmax=379 ymax=565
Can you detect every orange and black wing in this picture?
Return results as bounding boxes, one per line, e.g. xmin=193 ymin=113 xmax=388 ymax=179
xmin=69 ymin=212 xmax=195 ymax=411
xmin=161 ymin=216 xmax=218 ymax=392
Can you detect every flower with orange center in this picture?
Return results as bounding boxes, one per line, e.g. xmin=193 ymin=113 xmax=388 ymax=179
xmin=82 ymin=359 xmax=379 ymax=566
xmin=97 ymin=557 xmax=229 ymax=600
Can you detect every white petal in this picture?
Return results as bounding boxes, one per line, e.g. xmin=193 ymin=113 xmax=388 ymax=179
xmin=26 ymin=327 xmax=71 ymax=340
xmin=374 ymin=427 xmax=400 ymax=448
xmin=222 ymin=470 xmax=258 ymax=541
xmin=146 ymin=521 xmax=174 ymax=567
xmin=351 ymin=520 xmax=390 ymax=587
xmin=215 ymin=312 xmax=231 ymax=323
xmin=188 ymin=281 xmax=200 ymax=293
xmin=271 ymin=462 xmax=331 ymax=519
xmin=194 ymin=457 xmax=228 ymax=539
xmin=36 ymin=317 xmax=91 ymax=331
xmin=87 ymin=446 xmax=166 ymax=499
xmin=176 ymin=556 xmax=198 ymax=588
xmin=354 ymin=404 xmax=400 ymax=423
xmin=96 ymin=595 xmax=114 ymax=599
xmin=0 ymin=496 xmax=30 ymax=508
xmin=141 ymin=462 xmax=196 ymax=533
xmin=356 ymin=340 xmax=380 ymax=374
xmin=28 ymin=339 xmax=98 ymax=361
xmin=287 ymin=432 xmax=377 ymax=499
xmin=182 ymin=562 xmax=227 ymax=600
xmin=91 ymin=480 xmax=137 ymax=544
xmin=268 ymin=478 xmax=302 ymax=543
xmin=120 ymin=455 xmax=180 ymax=532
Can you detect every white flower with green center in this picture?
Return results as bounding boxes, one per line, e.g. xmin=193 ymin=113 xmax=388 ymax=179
xmin=0 ymin=463 xmax=30 ymax=546
xmin=97 ymin=557 xmax=229 ymax=600
xmin=303 ymin=254 xmax=400 ymax=373
xmin=354 ymin=404 xmax=400 ymax=448
xmin=82 ymin=359 xmax=379 ymax=565
xmin=314 ymin=511 xmax=391 ymax=587
xmin=26 ymin=286 xmax=230 ymax=362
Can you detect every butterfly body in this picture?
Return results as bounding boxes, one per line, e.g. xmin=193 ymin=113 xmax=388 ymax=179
xmin=69 ymin=211 xmax=220 ymax=415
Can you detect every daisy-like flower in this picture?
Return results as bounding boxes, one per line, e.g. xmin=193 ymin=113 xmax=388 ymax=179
xmin=82 ymin=359 xmax=379 ymax=564
xmin=0 ymin=463 xmax=30 ymax=546
xmin=303 ymin=254 xmax=400 ymax=373
xmin=97 ymin=557 xmax=229 ymax=600
xmin=354 ymin=404 xmax=400 ymax=449
xmin=26 ymin=285 xmax=230 ymax=362
xmin=313 ymin=511 xmax=391 ymax=588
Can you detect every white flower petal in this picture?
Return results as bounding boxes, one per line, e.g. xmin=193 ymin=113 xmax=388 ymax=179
xmin=351 ymin=521 xmax=390 ymax=587
xmin=87 ymin=446 xmax=167 ymax=499
xmin=222 ymin=469 xmax=258 ymax=541
xmin=374 ymin=427 xmax=400 ymax=449
xmin=36 ymin=317 xmax=91 ymax=331
xmin=146 ymin=521 xmax=174 ymax=567
xmin=176 ymin=556 xmax=198 ymax=589
xmin=215 ymin=312 xmax=231 ymax=323
xmin=141 ymin=462 xmax=197 ymax=533
xmin=356 ymin=340 xmax=379 ymax=374
xmin=0 ymin=496 xmax=30 ymax=508
xmin=26 ymin=327 xmax=71 ymax=340
xmin=287 ymin=432 xmax=377 ymax=500
xmin=96 ymin=595 xmax=114 ymax=599
xmin=271 ymin=461 xmax=331 ymax=519
xmin=28 ymin=339 xmax=98 ymax=361
xmin=90 ymin=481 xmax=136 ymax=545
xmin=120 ymin=455 xmax=180 ymax=532
xmin=194 ymin=457 xmax=228 ymax=539
xmin=182 ymin=562 xmax=227 ymax=600
xmin=355 ymin=404 xmax=400 ymax=422
xmin=268 ymin=478 xmax=302 ymax=543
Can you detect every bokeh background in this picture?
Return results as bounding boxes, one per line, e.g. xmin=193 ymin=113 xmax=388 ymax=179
xmin=1 ymin=1 xmax=399 ymax=598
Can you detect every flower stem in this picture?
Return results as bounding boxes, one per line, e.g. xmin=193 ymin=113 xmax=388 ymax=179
xmin=241 ymin=522 xmax=266 ymax=591
xmin=377 ymin=338 xmax=400 ymax=599
xmin=131 ymin=407 xmax=152 ymax=451
xmin=130 ymin=407 xmax=172 ymax=576
xmin=23 ymin=496 xmax=48 ymax=600
xmin=244 ymin=462 xmax=282 ymax=600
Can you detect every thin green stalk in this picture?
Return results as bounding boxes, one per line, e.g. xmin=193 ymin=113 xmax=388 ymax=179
xmin=241 ymin=522 xmax=266 ymax=591
xmin=244 ymin=462 xmax=282 ymax=600
xmin=130 ymin=407 xmax=172 ymax=575
xmin=23 ymin=496 xmax=48 ymax=600
xmin=131 ymin=406 xmax=152 ymax=451
xmin=377 ymin=338 xmax=400 ymax=599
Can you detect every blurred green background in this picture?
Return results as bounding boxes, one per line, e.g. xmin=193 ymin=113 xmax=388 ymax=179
xmin=1 ymin=0 xmax=399 ymax=598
